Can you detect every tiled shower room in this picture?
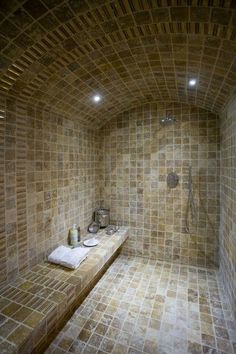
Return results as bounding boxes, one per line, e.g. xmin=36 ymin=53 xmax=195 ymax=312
xmin=0 ymin=1 xmax=236 ymax=354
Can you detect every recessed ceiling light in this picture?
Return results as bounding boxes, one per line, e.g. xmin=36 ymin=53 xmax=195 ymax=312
xmin=189 ymin=79 xmax=197 ymax=86
xmin=93 ymin=94 xmax=101 ymax=103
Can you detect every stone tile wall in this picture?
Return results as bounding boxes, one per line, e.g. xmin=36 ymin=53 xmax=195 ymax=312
xmin=101 ymin=102 xmax=220 ymax=267
xmin=0 ymin=97 xmax=222 ymax=284
xmin=0 ymin=2 xmax=235 ymax=122
xmin=220 ymin=99 xmax=236 ymax=318
xmin=0 ymin=96 xmax=101 ymax=285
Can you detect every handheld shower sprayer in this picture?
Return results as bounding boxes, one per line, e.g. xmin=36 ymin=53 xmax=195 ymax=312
xmin=185 ymin=165 xmax=198 ymax=233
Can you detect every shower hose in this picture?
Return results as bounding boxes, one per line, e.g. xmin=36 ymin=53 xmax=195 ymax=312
xmin=185 ymin=166 xmax=198 ymax=233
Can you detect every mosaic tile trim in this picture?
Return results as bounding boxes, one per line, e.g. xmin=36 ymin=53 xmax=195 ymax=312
xmin=46 ymin=254 xmax=236 ymax=354
xmin=101 ymin=102 xmax=220 ymax=268
xmin=0 ymin=2 xmax=236 ymax=126
xmin=0 ymin=227 xmax=129 ymax=354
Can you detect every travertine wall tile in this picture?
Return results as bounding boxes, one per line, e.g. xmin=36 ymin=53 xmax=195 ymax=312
xmin=1 ymin=96 xmax=102 ymax=285
xmin=220 ymin=99 xmax=236 ymax=318
xmin=101 ymin=102 xmax=220 ymax=267
xmin=0 ymin=1 xmax=235 ymax=125
xmin=0 ymin=96 xmax=6 ymax=284
xmin=0 ymin=97 xmax=222 ymax=281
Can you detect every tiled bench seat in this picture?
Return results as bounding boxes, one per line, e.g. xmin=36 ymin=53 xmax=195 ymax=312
xmin=0 ymin=227 xmax=129 ymax=354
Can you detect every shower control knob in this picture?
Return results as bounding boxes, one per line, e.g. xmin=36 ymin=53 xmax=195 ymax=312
xmin=167 ymin=172 xmax=179 ymax=189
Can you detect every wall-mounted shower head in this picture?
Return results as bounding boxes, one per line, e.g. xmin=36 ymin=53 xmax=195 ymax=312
xmin=160 ymin=114 xmax=177 ymax=127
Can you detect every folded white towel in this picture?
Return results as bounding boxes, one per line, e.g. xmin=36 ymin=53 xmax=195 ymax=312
xmin=48 ymin=245 xmax=70 ymax=264
xmin=60 ymin=247 xmax=90 ymax=269
xmin=48 ymin=245 xmax=90 ymax=269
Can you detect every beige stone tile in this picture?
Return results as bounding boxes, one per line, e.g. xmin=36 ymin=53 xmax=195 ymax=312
xmin=42 ymin=255 xmax=236 ymax=354
xmin=7 ymin=324 xmax=32 ymax=346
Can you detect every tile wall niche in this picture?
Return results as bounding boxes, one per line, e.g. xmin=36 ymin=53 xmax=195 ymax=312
xmin=101 ymin=102 xmax=220 ymax=268
xmin=220 ymin=99 xmax=236 ymax=318
xmin=0 ymin=95 xmax=101 ymax=285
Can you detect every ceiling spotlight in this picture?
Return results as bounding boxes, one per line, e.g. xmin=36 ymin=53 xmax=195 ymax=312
xmin=93 ymin=94 xmax=101 ymax=103
xmin=189 ymin=79 xmax=197 ymax=87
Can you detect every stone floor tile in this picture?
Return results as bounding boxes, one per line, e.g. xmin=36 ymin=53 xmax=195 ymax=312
xmin=46 ymin=255 xmax=236 ymax=354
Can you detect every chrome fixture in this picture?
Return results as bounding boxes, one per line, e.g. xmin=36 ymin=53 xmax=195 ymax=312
xmin=167 ymin=172 xmax=179 ymax=189
xmin=185 ymin=166 xmax=198 ymax=233
xmin=160 ymin=113 xmax=177 ymax=126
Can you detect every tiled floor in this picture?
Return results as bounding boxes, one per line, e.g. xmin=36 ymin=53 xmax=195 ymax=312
xmin=45 ymin=255 xmax=236 ymax=354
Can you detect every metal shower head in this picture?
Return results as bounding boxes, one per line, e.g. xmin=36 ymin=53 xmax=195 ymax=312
xmin=160 ymin=114 xmax=177 ymax=127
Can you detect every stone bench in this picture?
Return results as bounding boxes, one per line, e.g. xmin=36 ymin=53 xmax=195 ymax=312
xmin=0 ymin=227 xmax=129 ymax=354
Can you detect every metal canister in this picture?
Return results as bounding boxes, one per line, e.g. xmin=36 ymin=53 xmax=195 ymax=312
xmin=95 ymin=208 xmax=110 ymax=228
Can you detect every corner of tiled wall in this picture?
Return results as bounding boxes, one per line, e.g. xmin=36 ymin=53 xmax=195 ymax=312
xmin=219 ymin=97 xmax=236 ymax=319
xmin=1 ymin=96 xmax=102 ymax=286
xmin=100 ymin=102 xmax=220 ymax=268
xmin=0 ymin=94 xmax=7 ymax=284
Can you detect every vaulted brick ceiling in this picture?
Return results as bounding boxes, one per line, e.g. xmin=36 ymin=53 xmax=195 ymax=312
xmin=0 ymin=0 xmax=236 ymax=127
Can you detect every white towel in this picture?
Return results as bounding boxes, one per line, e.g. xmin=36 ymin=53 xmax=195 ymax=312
xmin=48 ymin=245 xmax=90 ymax=269
xmin=48 ymin=245 xmax=70 ymax=264
xmin=60 ymin=247 xmax=90 ymax=269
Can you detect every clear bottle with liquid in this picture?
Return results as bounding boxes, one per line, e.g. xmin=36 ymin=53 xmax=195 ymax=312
xmin=69 ymin=224 xmax=78 ymax=247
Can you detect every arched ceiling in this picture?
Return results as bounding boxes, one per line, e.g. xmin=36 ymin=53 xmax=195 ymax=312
xmin=0 ymin=0 xmax=236 ymax=127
